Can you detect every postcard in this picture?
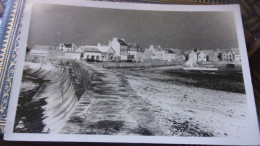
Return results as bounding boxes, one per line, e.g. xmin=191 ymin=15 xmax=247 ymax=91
xmin=4 ymin=0 xmax=260 ymax=145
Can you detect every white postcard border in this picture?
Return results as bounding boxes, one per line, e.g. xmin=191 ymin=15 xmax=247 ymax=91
xmin=4 ymin=0 xmax=260 ymax=145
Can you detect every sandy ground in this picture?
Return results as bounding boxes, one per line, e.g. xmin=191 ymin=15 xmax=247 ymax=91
xmin=126 ymin=73 xmax=249 ymax=137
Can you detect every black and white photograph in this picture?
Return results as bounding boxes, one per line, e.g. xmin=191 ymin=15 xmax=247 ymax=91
xmin=4 ymin=0 xmax=260 ymax=145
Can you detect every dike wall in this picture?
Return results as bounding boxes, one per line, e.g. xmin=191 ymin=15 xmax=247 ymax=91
xmin=24 ymin=55 xmax=94 ymax=133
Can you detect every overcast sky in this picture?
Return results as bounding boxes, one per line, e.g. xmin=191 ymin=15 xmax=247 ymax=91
xmin=27 ymin=3 xmax=238 ymax=50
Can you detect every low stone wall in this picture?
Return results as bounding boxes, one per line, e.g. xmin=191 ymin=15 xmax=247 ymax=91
xmin=101 ymin=61 xmax=184 ymax=69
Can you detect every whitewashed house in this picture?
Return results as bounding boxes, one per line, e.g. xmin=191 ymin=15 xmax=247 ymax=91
xmin=197 ymin=51 xmax=207 ymax=62
xmin=97 ymin=44 xmax=116 ymax=61
xmin=231 ymin=48 xmax=241 ymax=62
xmin=165 ymin=50 xmax=176 ymax=62
xmin=153 ymin=49 xmax=165 ymax=61
xmin=150 ymin=45 xmax=164 ymax=60
xmin=142 ymin=45 xmax=156 ymax=61
xmin=76 ymin=47 xmax=102 ymax=61
xmin=109 ymin=38 xmax=128 ymax=61
xmin=139 ymin=45 xmax=177 ymax=62
xmin=186 ymin=50 xmax=198 ymax=66
xmin=127 ymin=43 xmax=144 ymax=62
xmin=222 ymin=51 xmax=233 ymax=62
xmin=59 ymin=43 xmax=77 ymax=51
xmin=234 ymin=55 xmax=241 ymax=61
xmin=150 ymin=45 xmax=176 ymax=62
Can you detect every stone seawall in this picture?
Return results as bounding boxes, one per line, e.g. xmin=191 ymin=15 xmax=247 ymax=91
xmin=25 ymin=55 xmax=94 ymax=90
xmin=23 ymin=55 xmax=94 ymax=133
xmin=70 ymin=61 xmax=94 ymax=90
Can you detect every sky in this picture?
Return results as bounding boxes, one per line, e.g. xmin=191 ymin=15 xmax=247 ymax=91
xmin=27 ymin=3 xmax=239 ymax=50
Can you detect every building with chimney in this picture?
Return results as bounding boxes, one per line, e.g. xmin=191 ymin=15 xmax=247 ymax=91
xmin=59 ymin=43 xmax=77 ymax=51
xmin=109 ymin=38 xmax=128 ymax=61
xmin=127 ymin=43 xmax=144 ymax=62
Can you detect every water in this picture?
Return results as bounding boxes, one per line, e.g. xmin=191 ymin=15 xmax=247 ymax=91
xmin=163 ymin=70 xmax=246 ymax=94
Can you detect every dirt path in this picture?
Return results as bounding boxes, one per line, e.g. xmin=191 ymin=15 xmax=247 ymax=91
xmin=60 ymin=62 xmax=163 ymax=135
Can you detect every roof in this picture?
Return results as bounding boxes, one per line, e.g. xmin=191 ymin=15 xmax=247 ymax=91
xmin=65 ymin=52 xmax=81 ymax=54
xmin=165 ymin=49 xmax=175 ymax=54
xmin=80 ymin=46 xmax=101 ymax=53
xmin=128 ymin=43 xmax=144 ymax=52
xmin=63 ymin=44 xmax=73 ymax=48
xmin=118 ymin=39 xmax=128 ymax=46
xmin=198 ymin=51 xmax=206 ymax=56
xmin=223 ymin=50 xmax=233 ymax=54
xmin=154 ymin=45 xmax=163 ymax=50
xmin=98 ymin=46 xmax=113 ymax=53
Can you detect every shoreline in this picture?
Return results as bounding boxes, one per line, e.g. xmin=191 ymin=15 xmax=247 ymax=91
xmin=119 ymin=68 xmax=246 ymax=94
xmin=126 ymin=74 xmax=249 ymax=137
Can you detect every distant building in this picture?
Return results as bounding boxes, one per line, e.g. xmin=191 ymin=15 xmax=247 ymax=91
xmin=59 ymin=43 xmax=77 ymax=51
xmin=186 ymin=49 xmax=212 ymax=66
xmin=186 ymin=50 xmax=198 ymax=66
xmin=197 ymin=51 xmax=207 ymax=62
xmin=231 ymin=48 xmax=241 ymax=62
xmin=147 ymin=45 xmax=176 ymax=62
xmin=165 ymin=49 xmax=176 ymax=62
xmin=151 ymin=46 xmax=164 ymax=61
xmin=207 ymin=51 xmax=219 ymax=62
xmin=170 ymin=48 xmax=181 ymax=54
xmin=110 ymin=38 xmax=128 ymax=61
xmin=75 ymin=47 xmax=102 ymax=61
xmin=234 ymin=55 xmax=241 ymax=61
xmin=222 ymin=51 xmax=234 ymax=62
xmin=175 ymin=54 xmax=186 ymax=62
xmin=142 ymin=45 xmax=156 ymax=61
xmin=97 ymin=44 xmax=116 ymax=61
xmin=127 ymin=43 xmax=144 ymax=62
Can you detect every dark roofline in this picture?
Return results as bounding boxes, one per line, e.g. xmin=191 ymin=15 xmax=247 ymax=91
xmin=118 ymin=39 xmax=128 ymax=46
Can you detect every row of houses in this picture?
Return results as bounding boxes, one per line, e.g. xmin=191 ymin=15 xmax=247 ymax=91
xmin=29 ymin=38 xmax=241 ymax=63
xmin=186 ymin=48 xmax=241 ymax=66
xmin=222 ymin=48 xmax=241 ymax=62
xmin=58 ymin=38 xmax=185 ymax=62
